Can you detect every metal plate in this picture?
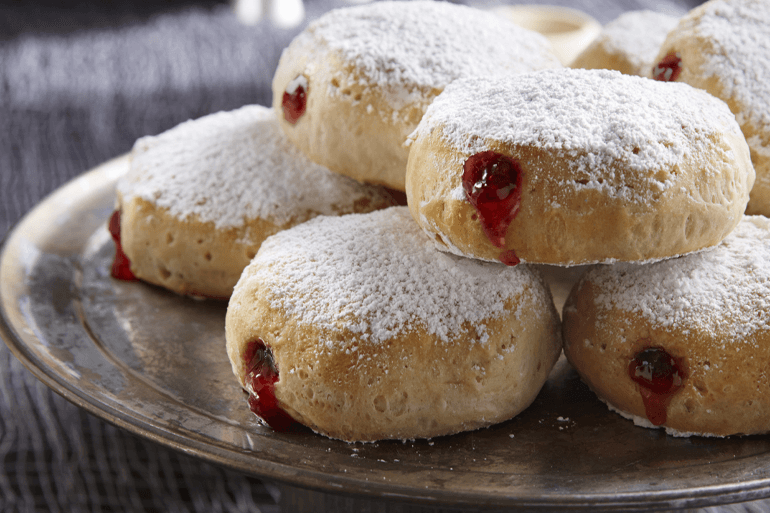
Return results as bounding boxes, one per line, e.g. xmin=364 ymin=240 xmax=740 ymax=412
xmin=3 ymin=156 xmax=770 ymax=511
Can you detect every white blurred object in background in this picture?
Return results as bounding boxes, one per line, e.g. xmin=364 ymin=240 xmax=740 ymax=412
xmin=492 ymin=5 xmax=601 ymax=66
xmin=233 ymin=0 xmax=306 ymax=28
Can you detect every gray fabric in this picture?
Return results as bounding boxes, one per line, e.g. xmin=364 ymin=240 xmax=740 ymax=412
xmin=1 ymin=1 xmax=768 ymax=511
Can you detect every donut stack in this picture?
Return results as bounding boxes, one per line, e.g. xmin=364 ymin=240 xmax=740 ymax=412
xmin=562 ymin=0 xmax=770 ymax=437
xmin=226 ymin=1 xmax=565 ymax=442
xmin=111 ymin=1 xmax=565 ymax=442
xmin=113 ymin=0 xmax=770 ymax=441
xmin=404 ymin=61 xmax=765 ymax=440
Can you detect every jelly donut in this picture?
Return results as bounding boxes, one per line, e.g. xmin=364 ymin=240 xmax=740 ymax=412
xmin=225 ymin=207 xmax=561 ymax=442
xmin=563 ymin=216 xmax=770 ymax=437
xmin=271 ymin=0 xmax=560 ymax=192
xmin=113 ymin=105 xmax=395 ymax=299
xmin=651 ymin=0 xmax=770 ymax=216
xmin=571 ymin=10 xmax=679 ymax=77
xmin=405 ymin=68 xmax=753 ymax=267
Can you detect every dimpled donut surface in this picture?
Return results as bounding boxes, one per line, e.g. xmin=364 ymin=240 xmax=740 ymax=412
xmin=272 ymin=0 xmax=560 ymax=192
xmin=116 ymin=105 xmax=395 ymax=299
xmin=652 ymin=0 xmax=770 ymax=216
xmin=562 ymin=216 xmax=770 ymax=437
xmin=405 ymin=68 xmax=753 ymax=267
xmin=225 ymin=207 xmax=562 ymax=442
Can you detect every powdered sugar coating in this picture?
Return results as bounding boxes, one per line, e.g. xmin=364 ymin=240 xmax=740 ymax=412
xmin=583 ymin=216 xmax=770 ymax=340
xmin=118 ymin=105 xmax=390 ymax=228
xmin=599 ymin=10 xmax=679 ymax=74
xmin=689 ymin=0 xmax=770 ymax=134
xmin=294 ymin=1 xmax=560 ymax=112
xmin=243 ymin=207 xmax=551 ymax=345
xmin=412 ymin=68 xmax=743 ymax=205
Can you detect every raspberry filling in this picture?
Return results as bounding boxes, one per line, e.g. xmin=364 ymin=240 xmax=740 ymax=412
xmin=652 ymin=51 xmax=682 ymax=82
xmin=282 ymin=75 xmax=308 ymax=125
xmin=627 ymin=345 xmax=686 ymax=426
xmin=243 ymin=339 xmax=295 ymax=431
xmin=108 ymin=210 xmax=138 ymax=281
xmin=462 ymin=151 xmax=523 ymax=265
xmin=499 ymin=250 xmax=521 ymax=267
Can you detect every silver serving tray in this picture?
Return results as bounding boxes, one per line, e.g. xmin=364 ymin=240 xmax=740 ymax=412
xmin=3 ymin=156 xmax=770 ymax=511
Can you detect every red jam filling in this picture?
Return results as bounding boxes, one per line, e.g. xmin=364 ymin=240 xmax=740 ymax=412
xmin=462 ymin=151 xmax=523 ymax=265
xmin=108 ymin=210 xmax=138 ymax=281
xmin=282 ymin=75 xmax=308 ymax=125
xmin=628 ymin=345 xmax=686 ymax=426
xmin=243 ymin=339 xmax=295 ymax=431
xmin=499 ymin=250 xmax=520 ymax=266
xmin=652 ymin=52 xmax=682 ymax=82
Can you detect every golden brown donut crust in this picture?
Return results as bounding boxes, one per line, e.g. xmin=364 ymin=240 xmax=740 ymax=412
xmin=564 ymin=280 xmax=770 ymax=437
xmin=119 ymin=191 xmax=393 ymax=299
xmin=119 ymin=195 xmax=264 ymax=299
xmin=407 ymin=123 xmax=752 ymax=266
xmin=563 ymin=217 xmax=770 ymax=436
xmin=272 ymin=48 xmax=426 ymax=191
xmin=225 ymin=209 xmax=562 ymax=442
xmin=227 ymin=283 xmax=561 ymax=442
xmin=653 ymin=0 xmax=770 ymax=215
xmin=406 ymin=69 xmax=754 ymax=265
xmin=117 ymin=106 xmax=396 ymax=299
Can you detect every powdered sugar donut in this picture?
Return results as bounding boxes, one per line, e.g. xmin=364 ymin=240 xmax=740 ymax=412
xmin=571 ymin=10 xmax=679 ymax=76
xmin=563 ymin=216 xmax=770 ymax=437
xmin=225 ymin=207 xmax=561 ymax=442
xmin=272 ymin=1 xmax=560 ymax=192
xmin=112 ymin=105 xmax=395 ymax=299
xmin=406 ymin=68 xmax=753 ymax=267
xmin=651 ymin=0 xmax=770 ymax=216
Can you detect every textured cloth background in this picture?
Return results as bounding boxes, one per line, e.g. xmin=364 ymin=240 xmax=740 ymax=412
xmin=2 ymin=0 xmax=769 ymax=511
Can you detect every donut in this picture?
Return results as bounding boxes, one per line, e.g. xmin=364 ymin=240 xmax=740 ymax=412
xmin=651 ymin=0 xmax=770 ymax=216
xmin=225 ymin=207 xmax=561 ymax=442
xmin=405 ymin=68 xmax=754 ymax=267
xmin=562 ymin=216 xmax=770 ymax=437
xmin=113 ymin=105 xmax=395 ymax=299
xmin=271 ymin=0 xmax=561 ymax=192
xmin=571 ymin=10 xmax=679 ymax=77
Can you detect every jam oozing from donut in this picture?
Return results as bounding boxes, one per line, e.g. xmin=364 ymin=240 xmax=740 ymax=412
xmin=499 ymin=250 xmax=520 ymax=266
xmin=243 ymin=339 xmax=295 ymax=431
xmin=462 ymin=151 xmax=523 ymax=264
xmin=108 ymin=210 xmax=138 ymax=281
xmin=628 ymin=346 xmax=686 ymax=426
xmin=652 ymin=52 xmax=682 ymax=82
xmin=282 ymin=75 xmax=308 ymax=125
